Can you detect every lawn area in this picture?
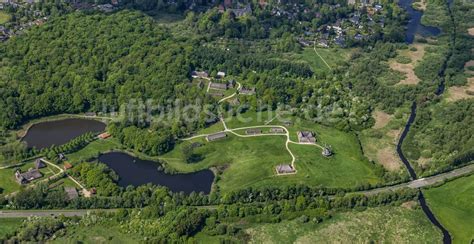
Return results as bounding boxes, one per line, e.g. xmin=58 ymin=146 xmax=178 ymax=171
xmin=52 ymin=224 xmax=142 ymax=244
xmin=424 ymin=175 xmax=474 ymax=244
xmin=0 ymin=218 xmax=24 ymax=240
xmin=0 ymin=11 xmax=11 ymax=24
xmin=162 ymin=112 xmax=382 ymax=192
xmin=291 ymin=47 xmax=351 ymax=73
xmin=0 ymin=160 xmax=59 ymax=196
xmin=66 ymin=138 xmax=122 ymax=164
xmin=246 ymin=206 xmax=442 ymax=243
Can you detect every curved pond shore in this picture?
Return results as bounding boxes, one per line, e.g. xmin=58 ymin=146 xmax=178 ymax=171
xmin=98 ymin=152 xmax=214 ymax=194
xmin=21 ymin=118 xmax=106 ymax=149
xmin=398 ymin=0 xmax=441 ymax=43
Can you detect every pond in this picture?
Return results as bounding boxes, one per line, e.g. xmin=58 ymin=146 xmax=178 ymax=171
xmin=98 ymin=152 xmax=214 ymax=194
xmin=22 ymin=118 xmax=106 ymax=149
xmin=398 ymin=0 xmax=441 ymax=43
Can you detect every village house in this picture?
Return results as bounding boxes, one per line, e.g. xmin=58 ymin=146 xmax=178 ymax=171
xmin=270 ymin=128 xmax=285 ymax=133
xmin=228 ymin=4 xmax=252 ymax=18
xmin=209 ymin=82 xmax=228 ymax=90
xmin=64 ymin=187 xmax=79 ymax=200
xmin=276 ymin=164 xmax=295 ymax=174
xmin=246 ymin=128 xmax=262 ymax=135
xmin=297 ymin=131 xmax=316 ymax=143
xmin=239 ymin=87 xmax=255 ymax=95
xmin=209 ymin=91 xmax=225 ymax=97
xmin=206 ymin=132 xmax=227 ymax=142
xmin=191 ymin=71 xmax=209 ymax=79
xmin=15 ymin=169 xmax=42 ymax=185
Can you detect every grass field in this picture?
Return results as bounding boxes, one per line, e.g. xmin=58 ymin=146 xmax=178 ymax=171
xmin=0 ymin=161 xmax=60 ymax=196
xmin=66 ymin=138 xmax=122 ymax=164
xmin=0 ymin=11 xmax=11 ymax=25
xmin=52 ymin=224 xmax=142 ymax=244
xmin=291 ymin=47 xmax=351 ymax=73
xmin=161 ymin=111 xmax=382 ymax=192
xmin=359 ymin=106 xmax=411 ymax=172
xmin=246 ymin=206 xmax=442 ymax=243
xmin=0 ymin=218 xmax=24 ymax=240
xmin=424 ymin=175 xmax=474 ymax=244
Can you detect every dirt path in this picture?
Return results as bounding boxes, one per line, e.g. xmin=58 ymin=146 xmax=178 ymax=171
xmin=218 ymin=82 xmax=241 ymax=104
xmin=313 ymin=42 xmax=332 ymax=70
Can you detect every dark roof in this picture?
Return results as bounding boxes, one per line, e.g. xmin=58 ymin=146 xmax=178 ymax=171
xmin=206 ymin=132 xmax=227 ymax=141
xmin=210 ymin=82 xmax=228 ymax=90
xmin=276 ymin=164 xmax=295 ymax=174
xmin=35 ymin=159 xmax=46 ymax=169
xmin=297 ymin=131 xmax=316 ymax=143
xmin=246 ymin=128 xmax=262 ymax=134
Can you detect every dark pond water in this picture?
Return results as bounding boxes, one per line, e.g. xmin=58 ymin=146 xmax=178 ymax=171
xmin=98 ymin=152 xmax=214 ymax=194
xmin=22 ymin=118 xmax=106 ymax=149
xmin=398 ymin=0 xmax=441 ymax=43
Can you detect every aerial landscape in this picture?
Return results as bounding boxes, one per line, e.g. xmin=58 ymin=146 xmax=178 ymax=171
xmin=0 ymin=0 xmax=472 ymax=243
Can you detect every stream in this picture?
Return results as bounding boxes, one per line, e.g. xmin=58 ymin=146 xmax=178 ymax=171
xmin=395 ymin=0 xmax=457 ymax=243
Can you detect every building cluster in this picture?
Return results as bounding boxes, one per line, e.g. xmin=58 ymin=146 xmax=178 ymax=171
xmin=217 ymin=0 xmax=252 ymax=17
xmin=14 ymin=158 xmax=46 ymax=185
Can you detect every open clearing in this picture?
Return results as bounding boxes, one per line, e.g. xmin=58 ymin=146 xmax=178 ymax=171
xmin=0 ymin=11 xmax=11 ymax=25
xmin=290 ymin=47 xmax=351 ymax=73
xmin=468 ymin=28 xmax=474 ymax=36
xmin=52 ymin=223 xmax=140 ymax=244
xmin=246 ymin=206 xmax=442 ymax=243
xmin=373 ymin=110 xmax=392 ymax=129
xmin=446 ymin=77 xmax=474 ymax=102
xmin=0 ymin=218 xmax=24 ymax=239
xmin=464 ymin=60 xmax=474 ymax=75
xmin=424 ymin=175 xmax=474 ymax=244
xmin=161 ymin=112 xmax=382 ymax=192
xmin=359 ymin=107 xmax=410 ymax=172
xmin=389 ymin=44 xmax=426 ymax=85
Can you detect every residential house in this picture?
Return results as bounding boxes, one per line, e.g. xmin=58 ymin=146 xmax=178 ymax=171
xmin=98 ymin=132 xmax=111 ymax=139
xmin=217 ymin=71 xmax=226 ymax=78
xmin=209 ymin=82 xmax=228 ymax=90
xmin=206 ymin=132 xmax=227 ymax=142
xmin=276 ymin=164 xmax=295 ymax=174
xmin=297 ymin=131 xmax=316 ymax=143
xmin=63 ymin=162 xmax=73 ymax=170
xmin=15 ymin=169 xmax=42 ymax=185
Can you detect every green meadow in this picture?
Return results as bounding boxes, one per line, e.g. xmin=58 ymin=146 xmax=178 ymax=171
xmin=245 ymin=206 xmax=442 ymax=243
xmin=0 ymin=218 xmax=24 ymax=240
xmin=424 ymin=175 xmax=474 ymax=244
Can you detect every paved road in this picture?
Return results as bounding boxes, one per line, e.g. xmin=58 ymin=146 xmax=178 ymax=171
xmin=0 ymin=209 xmax=117 ymax=218
xmin=360 ymin=163 xmax=474 ymax=196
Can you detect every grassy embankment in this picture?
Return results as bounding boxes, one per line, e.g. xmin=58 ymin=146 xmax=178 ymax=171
xmin=424 ymin=175 xmax=474 ymax=244
xmin=0 ymin=218 xmax=24 ymax=240
xmin=243 ymin=206 xmax=443 ymax=243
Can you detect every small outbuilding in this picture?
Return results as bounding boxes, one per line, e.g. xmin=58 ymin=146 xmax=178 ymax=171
xmin=63 ymin=162 xmax=73 ymax=170
xmin=322 ymin=146 xmax=333 ymax=157
xmin=269 ymin=128 xmax=285 ymax=133
xmin=98 ymin=132 xmax=111 ymax=140
xmin=206 ymin=132 xmax=227 ymax=142
xmin=191 ymin=71 xmax=209 ymax=79
xmin=246 ymin=129 xmax=262 ymax=135
xmin=239 ymin=87 xmax=255 ymax=95
xmin=276 ymin=164 xmax=296 ymax=174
